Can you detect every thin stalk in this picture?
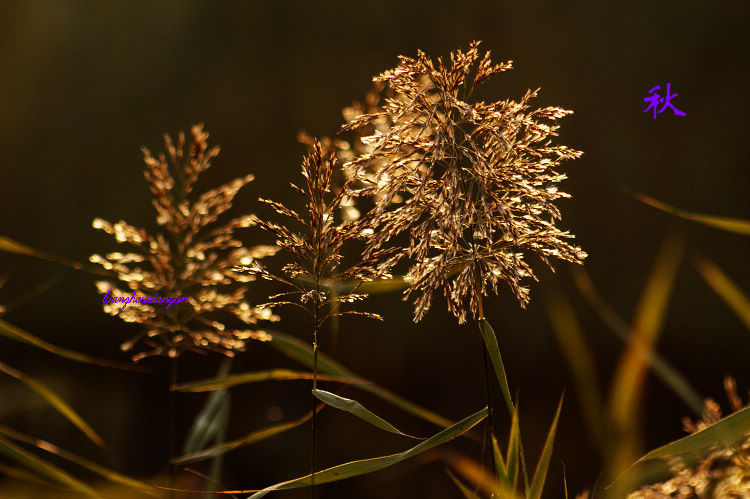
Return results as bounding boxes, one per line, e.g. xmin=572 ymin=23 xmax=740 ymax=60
xmin=169 ymin=357 xmax=178 ymax=497
xmin=477 ymin=293 xmax=496 ymax=477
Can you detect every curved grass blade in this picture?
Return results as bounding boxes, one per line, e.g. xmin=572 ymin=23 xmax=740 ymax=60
xmin=0 ymin=462 xmax=55 ymax=486
xmin=173 ymin=369 xmax=360 ymax=392
xmin=632 ymin=192 xmax=750 ymax=236
xmin=608 ymin=234 xmax=685 ymax=426
xmin=0 ymin=235 xmax=111 ymax=276
xmin=173 ymin=411 xmax=314 ymax=465
xmin=693 ymin=255 xmax=750 ymax=331
xmin=246 ymin=408 xmax=487 ymax=498
xmin=0 ymin=425 xmax=158 ymax=496
xmin=267 ymin=329 xmax=453 ymax=428
xmin=0 ymin=319 xmax=145 ymax=372
xmin=0 ymin=435 xmax=101 ymax=498
xmin=440 ymin=450 xmax=521 ymax=499
xmin=446 ymin=469 xmax=480 ymax=499
xmin=545 ymin=292 xmax=606 ymax=451
xmin=571 ymin=268 xmax=703 ymax=416
xmin=477 ymin=319 xmax=514 ymax=418
xmin=527 ymin=395 xmax=563 ymax=499
xmin=0 ymin=361 xmax=104 ymax=448
xmin=505 ymin=408 xmax=520 ymax=491
xmin=183 ymin=358 xmax=232 ymax=454
xmin=612 ymin=406 xmax=750 ymax=490
xmin=313 ymin=389 xmax=422 ymax=439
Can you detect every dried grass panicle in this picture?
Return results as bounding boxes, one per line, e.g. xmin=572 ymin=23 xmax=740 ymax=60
xmin=343 ymin=40 xmax=587 ymax=323
xmin=298 ymin=80 xmax=393 ymax=222
xmin=243 ymin=140 xmax=394 ymax=325
xmin=90 ymin=124 xmax=279 ymax=361
xmin=630 ymin=377 xmax=750 ymax=498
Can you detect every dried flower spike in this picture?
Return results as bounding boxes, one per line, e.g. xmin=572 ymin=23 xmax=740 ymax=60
xmin=344 ymin=40 xmax=587 ymax=323
xmin=91 ymin=124 xmax=278 ymax=360
xmin=245 ymin=139 xmax=393 ymax=325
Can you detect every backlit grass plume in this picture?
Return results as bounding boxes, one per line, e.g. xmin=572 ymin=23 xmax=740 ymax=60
xmin=90 ymin=124 xmax=278 ymax=361
xmin=344 ymin=40 xmax=587 ymax=323
xmin=244 ymin=139 xmax=394 ymax=490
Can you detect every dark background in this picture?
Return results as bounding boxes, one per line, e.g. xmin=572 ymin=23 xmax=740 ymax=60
xmin=1 ymin=1 xmax=749 ymax=497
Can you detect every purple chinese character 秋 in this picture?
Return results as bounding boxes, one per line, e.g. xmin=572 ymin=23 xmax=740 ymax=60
xmin=643 ymin=83 xmax=686 ymax=119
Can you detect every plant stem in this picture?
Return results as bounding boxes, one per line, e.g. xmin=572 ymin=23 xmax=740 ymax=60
xmin=169 ymin=357 xmax=178 ymax=498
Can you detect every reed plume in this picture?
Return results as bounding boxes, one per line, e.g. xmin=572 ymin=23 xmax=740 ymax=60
xmin=244 ymin=139 xmax=393 ymax=493
xmin=90 ymin=124 xmax=278 ymax=361
xmin=343 ymin=40 xmax=587 ymax=324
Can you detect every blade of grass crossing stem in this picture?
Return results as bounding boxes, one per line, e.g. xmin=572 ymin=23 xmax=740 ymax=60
xmin=0 ymin=319 xmax=142 ymax=371
xmin=173 ymin=369 xmax=357 ymax=392
xmin=440 ymin=449 xmax=522 ymax=499
xmin=446 ymin=469 xmax=481 ymax=499
xmin=183 ymin=359 xmax=232 ymax=454
xmin=0 ymin=425 xmax=158 ymax=495
xmin=632 ymin=193 xmax=750 ymax=236
xmin=545 ymin=292 xmax=606 ymax=451
xmin=693 ymin=256 xmax=750 ymax=331
xmin=527 ymin=396 xmax=564 ymax=499
xmin=0 ymin=361 xmax=104 ymax=448
xmin=0 ymin=435 xmax=101 ymax=498
xmin=173 ymin=411 xmax=314 ymax=465
xmin=571 ymin=268 xmax=703 ymax=416
xmin=313 ymin=389 xmax=422 ymax=439
xmin=267 ymin=330 xmax=453 ymax=428
xmin=246 ymin=408 xmax=487 ymax=498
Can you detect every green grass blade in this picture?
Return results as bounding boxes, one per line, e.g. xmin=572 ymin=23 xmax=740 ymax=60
xmin=632 ymin=192 xmax=750 ymax=235
xmin=0 ymin=319 xmax=144 ymax=371
xmin=246 ymin=408 xmax=487 ymax=498
xmin=571 ymin=268 xmax=703 ymax=416
xmin=173 ymin=411 xmax=314 ymax=465
xmin=207 ymin=392 xmax=230 ymax=497
xmin=491 ymin=434 xmax=508 ymax=483
xmin=545 ymin=292 xmax=606 ymax=451
xmin=173 ymin=369 xmax=359 ymax=392
xmin=693 ymin=255 xmax=750 ymax=331
xmin=0 ymin=361 xmax=104 ymax=448
xmin=0 ymin=235 xmax=111 ymax=276
xmin=527 ymin=395 xmax=564 ymax=499
xmin=613 ymin=406 xmax=750 ymax=490
xmin=267 ymin=329 xmax=453 ymax=428
xmin=477 ymin=319 xmax=514 ymax=418
xmin=0 ymin=435 xmax=102 ymax=498
xmin=505 ymin=407 xmax=520 ymax=491
xmin=183 ymin=358 xmax=232 ymax=454
xmin=313 ymin=389 xmax=421 ymax=439
xmin=608 ymin=235 xmax=683 ymax=447
xmin=446 ymin=469 xmax=481 ymax=499
xmin=0 ymin=426 xmax=158 ymax=495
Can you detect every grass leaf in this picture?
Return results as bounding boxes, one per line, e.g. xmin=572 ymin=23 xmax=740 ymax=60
xmin=173 ymin=411 xmax=314 ymax=465
xmin=0 ymin=235 xmax=110 ymax=276
xmin=477 ymin=319 xmax=514 ymax=418
xmin=446 ymin=469 xmax=481 ymax=499
xmin=246 ymin=408 xmax=487 ymax=498
xmin=183 ymin=358 xmax=232 ymax=454
xmin=313 ymin=389 xmax=422 ymax=439
xmin=267 ymin=329 xmax=453 ymax=428
xmin=527 ymin=395 xmax=564 ymax=499
xmin=0 ymin=361 xmax=104 ymax=448
xmin=0 ymin=435 xmax=102 ymax=498
xmin=693 ymin=255 xmax=750 ymax=331
xmin=632 ymin=192 xmax=750 ymax=236
xmin=0 ymin=318 xmax=143 ymax=372
xmin=0 ymin=426 xmax=158 ymax=496
xmin=173 ymin=369 xmax=360 ymax=392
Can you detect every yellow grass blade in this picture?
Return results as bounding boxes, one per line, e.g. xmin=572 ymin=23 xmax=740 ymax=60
xmin=693 ymin=255 xmax=750 ymax=331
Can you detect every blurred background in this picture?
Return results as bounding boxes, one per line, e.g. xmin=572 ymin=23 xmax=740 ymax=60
xmin=0 ymin=1 xmax=749 ymax=497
